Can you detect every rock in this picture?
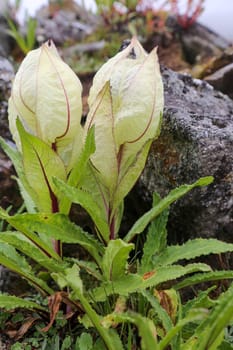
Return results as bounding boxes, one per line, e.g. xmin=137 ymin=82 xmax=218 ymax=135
xmin=205 ymin=63 xmax=233 ymax=99
xmin=138 ymin=66 xmax=233 ymax=243
xmin=35 ymin=3 xmax=100 ymax=45
xmin=62 ymin=40 xmax=106 ymax=57
xmin=180 ymin=22 xmax=230 ymax=64
xmin=0 ymin=16 xmax=14 ymax=57
xmin=0 ymin=57 xmax=21 ymax=210
xmin=0 ymin=56 xmax=14 ymax=140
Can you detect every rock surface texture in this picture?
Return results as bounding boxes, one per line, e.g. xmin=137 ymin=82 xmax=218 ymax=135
xmin=0 ymin=56 xmax=21 ymax=210
xmin=139 ymin=66 xmax=233 ymax=243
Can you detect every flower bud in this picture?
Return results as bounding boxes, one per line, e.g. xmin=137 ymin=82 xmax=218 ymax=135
xmin=85 ymin=37 xmax=164 ymax=204
xmin=8 ymin=40 xmax=83 ymax=171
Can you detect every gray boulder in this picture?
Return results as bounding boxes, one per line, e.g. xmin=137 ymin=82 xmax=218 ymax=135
xmin=0 ymin=56 xmax=14 ymax=139
xmin=139 ymin=66 xmax=233 ymax=243
xmin=0 ymin=56 xmax=21 ymax=209
xmin=205 ymin=63 xmax=233 ymax=99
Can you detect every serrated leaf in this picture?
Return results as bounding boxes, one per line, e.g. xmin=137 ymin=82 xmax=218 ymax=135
xmin=102 ymin=311 xmax=158 ymax=350
xmin=0 ymin=294 xmax=47 ymax=312
xmin=102 ymin=239 xmax=134 ymax=281
xmin=154 ymin=238 xmax=233 ymax=266
xmin=0 ymin=252 xmax=53 ymax=295
xmin=6 ymin=212 xmax=104 ymax=265
xmin=182 ymin=286 xmax=217 ymax=317
xmin=0 ymin=207 xmax=60 ymax=260
xmin=174 ymin=271 xmax=233 ymax=290
xmin=141 ymin=289 xmax=173 ymax=333
xmin=53 ymin=177 xmax=110 ymax=243
xmin=140 ymin=193 xmax=169 ymax=274
xmin=159 ymin=308 xmax=208 ymax=350
xmin=0 ymin=231 xmax=64 ymax=272
xmin=68 ymin=258 xmax=102 ymax=281
xmin=0 ymin=242 xmax=31 ymax=272
xmin=124 ymin=176 xmax=214 ymax=242
xmin=186 ymin=283 xmax=233 ymax=350
xmin=64 ymin=264 xmax=83 ymax=295
xmin=92 ymin=263 xmax=211 ymax=302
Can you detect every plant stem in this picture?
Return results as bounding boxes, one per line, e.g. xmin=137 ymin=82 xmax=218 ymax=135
xmin=72 ymin=289 xmax=116 ymax=350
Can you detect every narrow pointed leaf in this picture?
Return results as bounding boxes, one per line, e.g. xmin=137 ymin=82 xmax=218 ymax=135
xmin=124 ymin=176 xmax=214 ymax=242
xmin=92 ymin=263 xmax=211 ymax=301
xmin=102 ymin=311 xmax=158 ymax=350
xmin=141 ymin=289 xmax=173 ymax=333
xmin=186 ymin=283 xmax=233 ymax=350
xmin=154 ymin=238 xmax=233 ymax=266
xmin=0 ymin=207 xmax=60 ymax=260
xmin=140 ymin=193 xmax=169 ymax=273
xmin=0 ymin=294 xmax=47 ymax=312
xmin=0 ymin=137 xmax=36 ymax=211
xmin=0 ymin=242 xmax=31 ymax=271
xmin=8 ymin=212 xmax=104 ymax=264
xmin=53 ymin=177 xmax=110 ymax=243
xmin=174 ymin=270 xmax=233 ymax=290
xmin=0 ymin=232 xmax=65 ymax=272
xmin=0 ymin=253 xmax=53 ymax=295
xmin=159 ymin=309 xmax=208 ymax=350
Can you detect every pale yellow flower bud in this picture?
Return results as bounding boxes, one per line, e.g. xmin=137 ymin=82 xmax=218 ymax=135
xmin=8 ymin=40 xmax=83 ymax=171
xmin=85 ymin=37 xmax=164 ymax=200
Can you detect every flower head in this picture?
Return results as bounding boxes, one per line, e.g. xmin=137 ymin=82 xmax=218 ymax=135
xmin=85 ymin=37 xmax=164 ymax=200
xmin=8 ymin=40 xmax=83 ymax=171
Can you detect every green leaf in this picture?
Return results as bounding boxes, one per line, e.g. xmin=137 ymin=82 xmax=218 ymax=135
xmin=185 ymin=283 xmax=233 ymax=350
xmin=64 ymin=265 xmax=124 ymax=350
xmin=0 ymin=251 xmax=53 ymax=295
xmin=53 ymin=177 xmax=110 ymax=243
xmin=68 ymin=258 xmax=102 ymax=281
xmin=159 ymin=308 xmax=208 ymax=350
xmin=60 ymin=126 xmax=96 ymax=214
xmin=102 ymin=239 xmax=134 ymax=281
xmin=0 ymin=137 xmax=36 ymax=211
xmin=0 ymin=137 xmax=22 ymax=177
xmin=112 ymin=140 xmax=152 ymax=214
xmin=92 ymin=263 xmax=211 ymax=302
xmin=140 ymin=193 xmax=169 ymax=274
xmin=102 ymin=311 xmax=158 ymax=350
xmin=0 ymin=294 xmax=47 ymax=312
xmin=124 ymin=176 xmax=214 ymax=242
xmin=7 ymin=212 xmax=104 ymax=265
xmin=0 ymin=231 xmax=65 ymax=272
xmin=141 ymin=289 xmax=173 ymax=333
xmin=17 ymin=118 xmax=67 ymax=212
xmin=75 ymin=333 xmax=93 ymax=350
xmin=154 ymin=238 xmax=233 ymax=266
xmin=174 ymin=270 xmax=233 ymax=290
xmin=63 ymin=264 xmax=83 ymax=295
xmin=0 ymin=242 xmax=31 ymax=272
xmin=25 ymin=17 xmax=37 ymax=51
xmin=0 ymin=207 xmax=60 ymax=260
xmin=182 ymin=286 xmax=217 ymax=317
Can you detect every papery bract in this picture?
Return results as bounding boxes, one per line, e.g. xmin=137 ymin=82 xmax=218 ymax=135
xmin=84 ymin=37 xmax=164 ymax=238
xmin=8 ymin=40 xmax=83 ymax=172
